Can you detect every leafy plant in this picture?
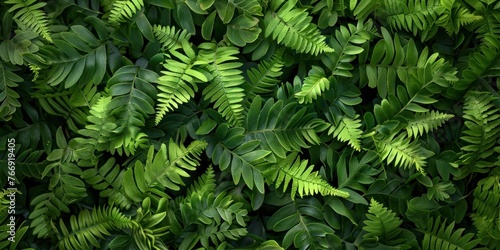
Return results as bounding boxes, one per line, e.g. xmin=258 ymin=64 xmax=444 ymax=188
xmin=1 ymin=0 xmax=499 ymax=249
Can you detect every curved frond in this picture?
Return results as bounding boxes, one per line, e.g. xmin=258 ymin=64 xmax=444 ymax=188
xmin=364 ymin=28 xmax=458 ymax=100
xmin=322 ymin=20 xmax=374 ymax=79
xmin=448 ymin=44 xmax=499 ymax=99
xmin=123 ymin=140 xmax=207 ymax=202
xmin=376 ymin=133 xmax=434 ymax=173
xmin=264 ymin=0 xmax=334 ymax=55
xmin=245 ymin=96 xmax=329 ymax=159
xmin=155 ymin=40 xmax=208 ymax=125
xmin=57 ymin=206 xmax=132 ymax=250
xmin=295 ymin=66 xmax=330 ymax=104
xmin=406 ymin=110 xmax=454 ymax=138
xmin=328 ymin=115 xmax=363 ymax=151
xmin=243 ymin=48 xmax=284 ymax=106
xmin=267 ymin=152 xmax=349 ymax=199
xmin=32 ymin=83 xmax=99 ymax=133
xmin=368 ymin=38 xmax=458 ymax=140
xmin=185 ymin=166 xmax=216 ymax=199
xmin=153 ymin=25 xmax=191 ymax=51
xmin=5 ymin=0 xmax=52 ymax=42
xmin=199 ymin=42 xmax=245 ymax=126
xmin=108 ymin=0 xmax=144 ymax=25
xmin=43 ymin=127 xmax=87 ymax=204
xmin=363 ymin=198 xmax=403 ymax=242
xmin=8 ymin=149 xmax=46 ymax=179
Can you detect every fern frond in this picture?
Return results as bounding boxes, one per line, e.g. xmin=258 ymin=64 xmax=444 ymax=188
xmin=406 ymin=110 xmax=454 ymax=138
xmin=322 ymin=20 xmax=374 ymax=79
xmin=29 ymin=193 xmax=70 ymax=238
xmin=458 ymin=91 xmax=500 ymax=175
xmin=23 ymin=25 xmax=107 ymax=88
xmin=199 ymin=42 xmax=245 ymax=126
xmin=123 ymin=140 xmax=207 ymax=202
xmin=267 ymin=199 xmax=337 ymax=249
xmin=419 ymin=217 xmax=480 ymax=250
xmin=72 ymin=96 xmax=117 ymax=162
xmin=447 ymin=37 xmax=499 ymax=99
xmin=328 ymin=115 xmax=363 ymax=151
xmin=383 ymin=0 xmax=445 ymax=41
xmin=156 ymin=41 xmax=209 ymax=125
xmin=43 ymin=127 xmax=87 ymax=204
xmin=128 ymin=197 xmax=170 ymax=249
xmin=32 ymin=84 xmax=97 ymax=133
xmin=9 ymin=149 xmax=46 ymax=179
xmin=362 ymin=198 xmax=403 ymax=243
xmin=81 ymin=158 xmax=134 ymax=210
xmin=473 ymin=5 xmax=500 ymax=45
xmin=107 ymin=66 xmax=158 ymax=155
xmin=5 ymin=0 xmax=52 ymax=42
xmin=295 ymin=66 xmax=330 ymax=104
xmin=370 ymin=42 xmax=458 ymax=137
xmin=178 ymin=190 xmax=248 ymax=248
xmin=376 ymin=133 xmax=434 ymax=173
xmin=201 ymin=224 xmax=248 ymax=248
xmin=185 ymin=166 xmax=216 ymax=199
xmin=267 ymin=152 xmax=349 ymax=199
xmin=364 ymin=28 xmax=458 ymax=100
xmin=0 ymin=62 xmax=22 ymax=121
xmin=57 ymin=206 xmax=132 ymax=250
xmin=245 ymin=96 xmax=329 ymax=159
xmin=353 ymin=0 xmax=382 ymax=20
xmin=324 ymin=79 xmax=363 ymax=119
xmin=243 ymin=48 xmax=284 ymax=106
xmin=436 ymin=4 xmax=483 ymax=35
xmin=186 ymin=192 xmax=247 ymax=227
xmin=264 ymin=0 xmax=334 ymax=55
xmin=206 ymin=123 xmax=271 ymax=193
xmin=108 ymin=0 xmax=144 ymax=25
xmin=471 ymin=168 xmax=500 ymax=245
xmin=363 ymin=29 xmax=415 ymax=98
xmin=153 ymin=25 xmax=191 ymax=51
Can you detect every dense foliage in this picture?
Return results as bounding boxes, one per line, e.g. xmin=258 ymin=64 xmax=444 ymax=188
xmin=0 ymin=0 xmax=499 ymax=249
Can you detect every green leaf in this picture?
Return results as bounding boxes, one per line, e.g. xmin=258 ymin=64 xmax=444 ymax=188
xmin=177 ymin=3 xmax=196 ymax=34
xmin=198 ymin=0 xmax=215 ymax=10
xmin=196 ymin=118 xmax=217 ymax=135
xmin=202 ymin=11 xmax=217 ymax=41
xmin=227 ymin=15 xmax=261 ymax=47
